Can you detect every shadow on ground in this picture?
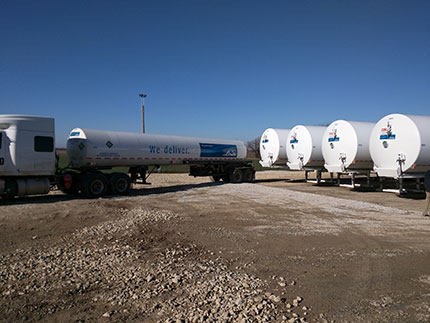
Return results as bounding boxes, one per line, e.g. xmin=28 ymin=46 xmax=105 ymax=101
xmin=0 ymin=181 xmax=225 ymax=206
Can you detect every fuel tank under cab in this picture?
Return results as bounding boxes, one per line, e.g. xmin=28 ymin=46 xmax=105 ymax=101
xmin=67 ymin=128 xmax=247 ymax=168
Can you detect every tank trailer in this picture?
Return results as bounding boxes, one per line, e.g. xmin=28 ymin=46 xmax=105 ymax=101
xmin=0 ymin=115 xmax=255 ymax=198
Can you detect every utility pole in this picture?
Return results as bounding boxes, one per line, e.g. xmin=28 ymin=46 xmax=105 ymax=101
xmin=139 ymin=93 xmax=147 ymax=133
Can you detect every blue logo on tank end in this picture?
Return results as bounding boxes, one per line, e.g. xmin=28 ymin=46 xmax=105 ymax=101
xmin=290 ymin=139 xmax=298 ymax=144
xmin=200 ymin=143 xmax=237 ymax=158
xmin=380 ymin=134 xmax=396 ymax=140
xmin=328 ymin=137 xmax=340 ymax=142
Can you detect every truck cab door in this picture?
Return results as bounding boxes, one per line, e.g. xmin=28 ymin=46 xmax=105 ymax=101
xmin=0 ymin=130 xmax=15 ymax=175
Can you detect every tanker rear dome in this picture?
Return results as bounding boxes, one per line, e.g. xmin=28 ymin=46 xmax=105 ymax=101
xmin=259 ymin=128 xmax=290 ymax=167
xmin=322 ymin=120 xmax=375 ymax=173
xmin=286 ymin=125 xmax=326 ymax=170
xmin=369 ymin=114 xmax=430 ymax=178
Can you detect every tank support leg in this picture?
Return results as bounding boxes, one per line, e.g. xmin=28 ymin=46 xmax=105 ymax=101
xmin=379 ymin=176 xmax=383 ymax=191
xmin=316 ymin=171 xmax=322 ymax=184
xmin=367 ymin=171 xmax=371 ymax=187
xmin=305 ymin=170 xmax=309 ymax=181
xmin=351 ymin=173 xmax=356 ymax=188
xmin=330 ymin=172 xmax=334 ymax=184
xmin=129 ymin=167 xmax=138 ymax=183
xmin=416 ymin=178 xmax=421 ymax=191
xmin=399 ymin=176 xmax=404 ymax=194
xmin=139 ymin=166 xmax=148 ymax=184
xmin=129 ymin=166 xmax=151 ymax=185
xmin=337 ymin=173 xmax=341 ymax=186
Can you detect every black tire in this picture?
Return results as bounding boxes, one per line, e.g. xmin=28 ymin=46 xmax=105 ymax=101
xmin=109 ymin=173 xmax=131 ymax=195
xmin=210 ymin=176 xmax=222 ymax=182
xmin=243 ymin=168 xmax=255 ymax=182
xmin=80 ymin=173 xmax=108 ymax=198
xmin=229 ymin=168 xmax=244 ymax=183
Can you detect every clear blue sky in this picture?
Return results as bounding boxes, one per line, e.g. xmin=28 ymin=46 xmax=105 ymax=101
xmin=1 ymin=0 xmax=429 ymax=147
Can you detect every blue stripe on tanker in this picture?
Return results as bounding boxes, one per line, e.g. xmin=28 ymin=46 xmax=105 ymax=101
xmin=199 ymin=143 xmax=238 ymax=158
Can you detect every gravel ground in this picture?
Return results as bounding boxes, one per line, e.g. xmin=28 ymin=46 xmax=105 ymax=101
xmin=1 ymin=171 xmax=430 ymax=322
xmin=0 ymin=205 xmax=308 ymax=323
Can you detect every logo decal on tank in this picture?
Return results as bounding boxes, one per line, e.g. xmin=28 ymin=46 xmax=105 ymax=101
xmin=106 ymin=141 xmax=113 ymax=148
xmin=328 ymin=129 xmax=340 ymax=142
xmin=262 ymin=135 xmax=269 ymax=143
xmin=380 ymin=121 xmax=396 ymax=140
xmin=290 ymin=133 xmax=298 ymax=144
xmin=78 ymin=142 xmax=85 ymax=150
xmin=199 ymin=143 xmax=237 ymax=158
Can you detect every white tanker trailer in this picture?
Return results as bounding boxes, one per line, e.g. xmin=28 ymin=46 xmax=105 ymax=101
xmin=259 ymin=128 xmax=290 ymax=167
xmin=322 ymin=120 xmax=375 ymax=173
xmin=286 ymin=125 xmax=327 ymax=183
xmin=67 ymin=128 xmax=247 ymax=168
xmin=0 ymin=115 xmax=255 ymax=199
xmin=286 ymin=125 xmax=326 ymax=171
xmin=369 ymin=113 xmax=430 ymax=179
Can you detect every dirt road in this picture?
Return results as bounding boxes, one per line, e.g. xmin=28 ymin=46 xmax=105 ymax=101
xmin=1 ymin=171 xmax=430 ymax=322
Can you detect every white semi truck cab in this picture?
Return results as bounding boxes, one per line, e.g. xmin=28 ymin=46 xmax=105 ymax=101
xmin=0 ymin=115 xmax=55 ymax=197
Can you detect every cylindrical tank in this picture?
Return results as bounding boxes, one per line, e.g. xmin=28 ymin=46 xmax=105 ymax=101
xmin=286 ymin=125 xmax=326 ymax=170
xmin=322 ymin=120 xmax=375 ymax=173
xmin=259 ymin=128 xmax=290 ymax=167
xmin=369 ymin=114 xmax=430 ymax=178
xmin=67 ymin=128 xmax=247 ymax=168
xmin=15 ymin=178 xmax=51 ymax=196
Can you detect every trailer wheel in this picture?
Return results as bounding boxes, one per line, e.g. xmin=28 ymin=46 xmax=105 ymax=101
xmin=210 ymin=176 xmax=222 ymax=182
xmin=229 ymin=168 xmax=244 ymax=183
xmin=243 ymin=169 xmax=255 ymax=182
xmin=109 ymin=173 xmax=131 ymax=195
xmin=80 ymin=173 xmax=108 ymax=198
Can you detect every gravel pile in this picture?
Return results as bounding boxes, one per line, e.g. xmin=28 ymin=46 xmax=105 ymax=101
xmin=0 ymin=207 xmax=310 ymax=322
